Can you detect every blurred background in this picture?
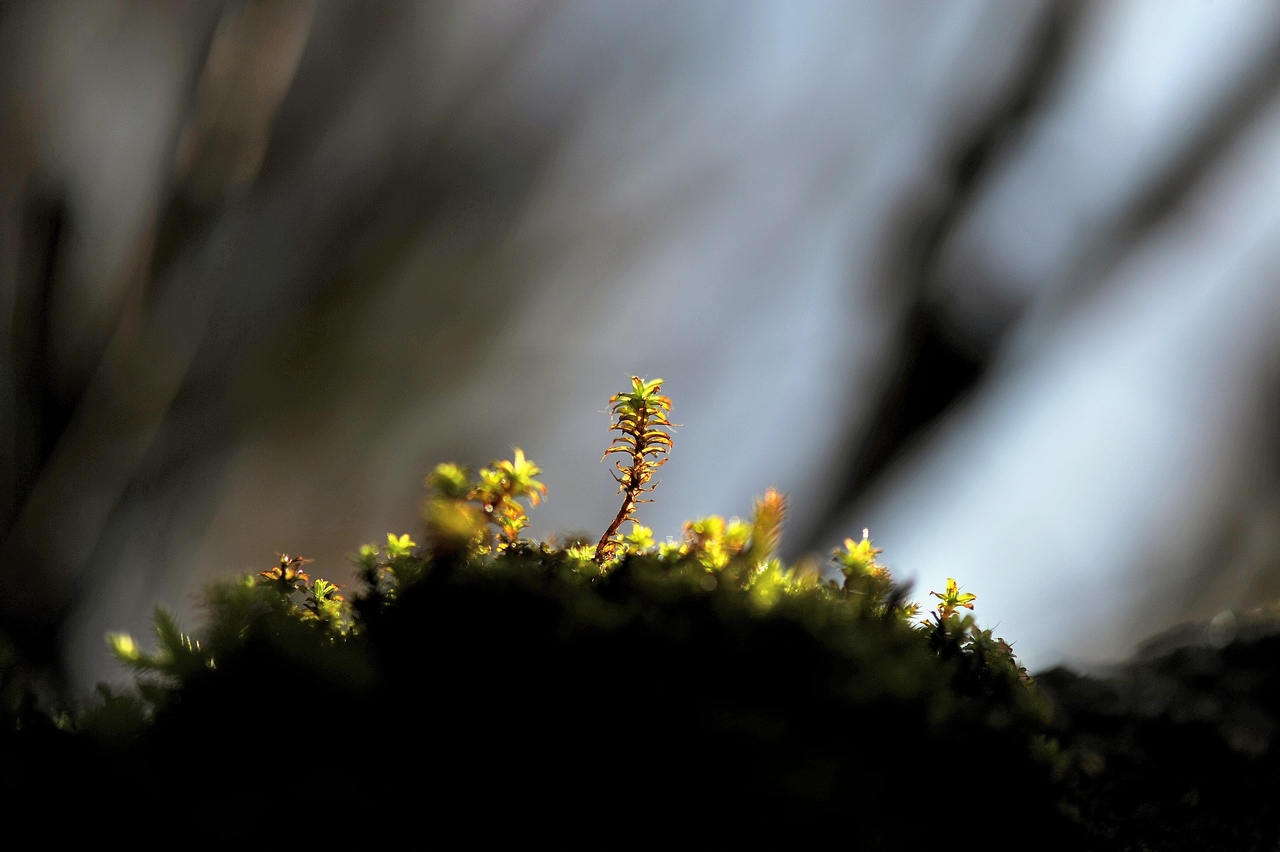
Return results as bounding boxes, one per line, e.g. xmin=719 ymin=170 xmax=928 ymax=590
xmin=4 ymin=0 xmax=1280 ymax=692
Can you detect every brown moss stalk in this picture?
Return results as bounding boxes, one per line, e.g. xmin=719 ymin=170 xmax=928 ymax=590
xmin=594 ymin=377 xmax=674 ymax=563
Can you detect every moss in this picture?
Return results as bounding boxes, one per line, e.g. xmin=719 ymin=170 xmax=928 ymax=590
xmin=0 ymin=377 xmax=1077 ymax=845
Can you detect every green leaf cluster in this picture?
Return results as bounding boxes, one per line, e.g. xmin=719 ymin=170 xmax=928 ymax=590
xmin=422 ymin=449 xmax=545 ymax=551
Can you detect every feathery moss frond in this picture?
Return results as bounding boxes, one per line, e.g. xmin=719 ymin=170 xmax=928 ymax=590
xmin=596 ymin=376 xmax=674 ymax=563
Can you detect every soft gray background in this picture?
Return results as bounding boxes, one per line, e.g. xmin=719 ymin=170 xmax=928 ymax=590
xmin=2 ymin=0 xmax=1280 ymax=691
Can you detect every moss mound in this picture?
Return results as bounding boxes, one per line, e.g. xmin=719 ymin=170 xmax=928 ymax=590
xmin=2 ymin=543 xmax=1074 ymax=846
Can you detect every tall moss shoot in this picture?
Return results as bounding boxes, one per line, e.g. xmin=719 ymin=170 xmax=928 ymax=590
xmin=595 ymin=376 xmax=674 ymax=563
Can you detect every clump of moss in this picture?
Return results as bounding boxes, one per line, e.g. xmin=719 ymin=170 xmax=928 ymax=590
xmin=0 ymin=377 xmax=1073 ymax=846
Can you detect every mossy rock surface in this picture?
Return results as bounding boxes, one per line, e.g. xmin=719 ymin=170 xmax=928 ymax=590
xmin=3 ymin=554 xmax=1073 ymax=846
xmin=8 ymin=383 xmax=1277 ymax=847
xmin=11 ymin=552 xmax=1280 ymax=848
